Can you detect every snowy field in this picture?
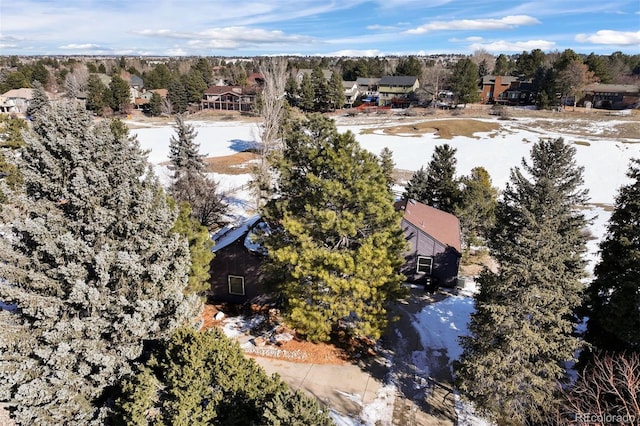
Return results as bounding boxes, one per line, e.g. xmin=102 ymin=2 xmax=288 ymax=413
xmin=131 ymin=113 xmax=640 ymax=277
xmin=130 ymin=113 xmax=639 ymax=425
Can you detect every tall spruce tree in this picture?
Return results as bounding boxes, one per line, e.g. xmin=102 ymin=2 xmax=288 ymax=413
xmin=168 ymin=114 xmax=226 ymax=231
xmin=298 ymin=73 xmax=314 ymax=112
xmin=449 ymin=58 xmax=480 ymax=106
xmin=26 ymin=80 xmax=50 ymax=119
xmin=311 ymin=67 xmax=329 ymax=112
xmin=169 ymin=114 xmax=205 ymax=177
xmin=457 ymin=137 xmax=589 ymax=424
xmin=263 ymin=114 xmax=406 ymax=343
xmin=584 ymin=159 xmax=640 ymax=354
xmin=0 ymin=102 xmax=199 ymax=425
xmin=403 ymin=166 xmax=429 ymax=202
xmin=456 ymin=167 xmax=498 ymax=249
xmin=114 ymin=327 xmax=333 ymax=425
xmin=404 ymin=144 xmax=460 ymax=213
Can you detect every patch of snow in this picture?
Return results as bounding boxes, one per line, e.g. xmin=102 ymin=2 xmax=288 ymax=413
xmin=211 ymin=215 xmax=260 ymax=252
xmin=360 ymin=383 xmax=396 ymax=425
xmin=412 ymin=296 xmax=475 ymax=374
xmin=244 ymin=220 xmax=270 ymax=254
xmin=330 ymin=410 xmax=365 ymax=426
xmin=220 ymin=314 xmax=265 ymax=338
xmin=455 ymin=392 xmax=494 ymax=426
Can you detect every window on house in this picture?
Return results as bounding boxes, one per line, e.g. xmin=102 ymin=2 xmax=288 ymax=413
xmin=417 ymin=256 xmax=433 ymax=275
xmin=228 ymin=275 xmax=245 ymax=296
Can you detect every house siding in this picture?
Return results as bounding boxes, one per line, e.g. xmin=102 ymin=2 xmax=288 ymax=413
xmin=400 ymin=219 xmax=460 ymax=288
xmin=209 ymin=238 xmax=265 ymax=303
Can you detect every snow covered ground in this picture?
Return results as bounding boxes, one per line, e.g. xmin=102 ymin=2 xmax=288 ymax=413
xmin=131 ymin=113 xmax=639 ymax=276
xmin=130 ymin=113 xmax=638 ymax=425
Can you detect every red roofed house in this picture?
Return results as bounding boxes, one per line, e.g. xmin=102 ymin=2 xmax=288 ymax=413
xmin=395 ymin=199 xmax=462 ymax=289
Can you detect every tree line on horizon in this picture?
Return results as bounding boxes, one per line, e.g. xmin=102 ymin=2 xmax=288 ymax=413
xmin=1 ymin=49 xmax=639 ymax=115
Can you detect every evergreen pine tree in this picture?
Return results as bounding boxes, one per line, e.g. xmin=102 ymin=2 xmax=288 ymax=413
xmin=456 ymin=167 xmax=498 ymax=249
xmin=405 ymin=144 xmax=460 ymax=213
xmin=403 ymin=166 xmax=429 ymax=202
xmin=168 ymin=79 xmax=189 ymax=114
xmin=26 ymin=80 xmax=50 ymax=119
xmin=114 ymin=327 xmax=332 ymax=425
xmin=449 ymin=58 xmax=480 ymax=106
xmin=170 ymin=200 xmax=214 ymax=295
xmin=328 ymin=71 xmax=345 ymax=111
xmin=263 ymin=114 xmax=406 ymax=342
xmin=108 ymin=74 xmax=131 ymax=114
xmin=298 ymin=73 xmax=314 ymax=112
xmin=167 ymin=115 xmax=226 ymax=231
xmin=311 ymin=67 xmax=329 ymax=112
xmin=457 ymin=138 xmax=589 ymax=424
xmin=169 ymin=114 xmax=205 ymax=177
xmin=86 ymin=74 xmax=107 ymax=115
xmin=148 ymin=92 xmax=162 ymax=117
xmin=584 ymin=159 xmax=640 ymax=354
xmin=379 ymin=147 xmax=395 ymax=193
xmin=0 ymin=102 xmax=199 ymax=425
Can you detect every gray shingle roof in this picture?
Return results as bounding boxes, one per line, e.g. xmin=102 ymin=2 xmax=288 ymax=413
xmin=378 ymin=76 xmax=418 ymax=86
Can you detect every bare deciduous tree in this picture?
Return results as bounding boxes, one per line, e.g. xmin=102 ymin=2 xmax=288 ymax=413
xmin=252 ymin=57 xmax=288 ymax=209
xmin=557 ymin=352 xmax=640 ymax=425
xmin=64 ymin=65 xmax=89 ymax=99
xmin=421 ymin=62 xmax=451 ymax=107
xmin=558 ymin=60 xmax=598 ymax=110
xmin=161 ymin=96 xmax=173 ymax=116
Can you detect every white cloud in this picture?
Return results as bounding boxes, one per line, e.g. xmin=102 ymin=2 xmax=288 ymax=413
xmin=322 ymin=49 xmax=385 ymax=57
xmin=575 ymin=30 xmax=640 ymax=46
xmin=405 ymin=15 xmax=540 ymax=34
xmin=367 ymin=24 xmax=405 ymax=31
xmin=135 ymin=26 xmax=314 ymax=49
xmin=59 ymin=43 xmax=102 ymax=50
xmin=449 ymin=36 xmax=484 ymax=42
xmin=469 ymin=39 xmax=556 ymax=52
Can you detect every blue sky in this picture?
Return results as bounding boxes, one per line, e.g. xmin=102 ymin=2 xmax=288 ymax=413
xmin=1 ymin=0 xmax=638 ymax=56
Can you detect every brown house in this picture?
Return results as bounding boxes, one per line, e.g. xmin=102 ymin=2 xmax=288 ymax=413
xmin=480 ymin=75 xmax=519 ymax=104
xmin=208 ymin=200 xmax=462 ymax=303
xmin=208 ymin=216 xmax=266 ymax=303
xmin=201 ymin=85 xmax=258 ymax=112
xmin=582 ymin=83 xmax=640 ymax=109
xmin=395 ymin=199 xmax=462 ymax=289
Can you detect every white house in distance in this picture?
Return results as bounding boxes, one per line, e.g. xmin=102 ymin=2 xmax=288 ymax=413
xmin=0 ymin=88 xmax=35 ymax=114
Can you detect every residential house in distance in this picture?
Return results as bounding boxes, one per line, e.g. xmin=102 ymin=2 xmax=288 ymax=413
xmin=395 ymin=199 xmax=462 ymax=289
xmin=208 ymin=216 xmax=267 ymax=304
xmin=480 ymin=75 xmax=518 ymax=104
xmin=582 ymin=83 xmax=640 ymax=109
xmin=342 ymin=81 xmax=360 ymax=107
xmin=134 ymin=88 xmax=168 ymax=111
xmin=201 ymin=85 xmax=258 ymax=112
xmin=0 ymin=88 xmax=35 ymax=114
xmin=294 ymin=68 xmax=333 ymax=85
xmin=356 ymin=77 xmax=380 ymax=97
xmin=377 ymin=76 xmax=419 ymax=107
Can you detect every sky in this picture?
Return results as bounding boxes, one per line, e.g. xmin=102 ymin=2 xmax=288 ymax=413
xmin=1 ymin=0 xmax=639 ymax=57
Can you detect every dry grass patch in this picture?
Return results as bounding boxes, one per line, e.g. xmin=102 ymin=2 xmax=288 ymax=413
xmin=360 ymin=119 xmax=500 ymax=139
xmin=203 ymin=152 xmax=259 ymax=175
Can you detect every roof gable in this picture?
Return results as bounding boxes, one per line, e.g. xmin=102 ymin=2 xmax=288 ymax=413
xmin=395 ymin=199 xmax=461 ymax=253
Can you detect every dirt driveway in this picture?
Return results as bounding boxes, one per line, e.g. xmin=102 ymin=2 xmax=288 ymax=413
xmin=247 ymin=287 xmax=458 ymax=425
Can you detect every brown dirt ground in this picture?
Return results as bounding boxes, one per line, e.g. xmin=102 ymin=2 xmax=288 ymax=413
xmin=203 ymin=152 xmax=260 ymax=175
xmin=359 ymin=119 xmax=500 ymax=139
xmin=200 ymin=304 xmax=349 ymax=365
